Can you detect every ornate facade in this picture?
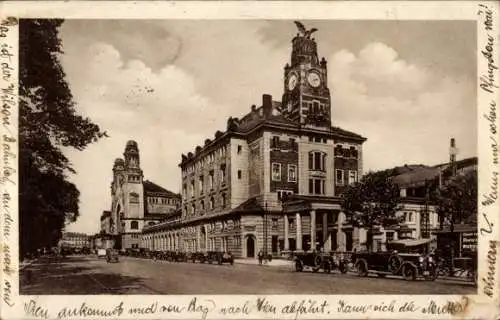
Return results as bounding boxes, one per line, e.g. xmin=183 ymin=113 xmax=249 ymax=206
xmin=140 ymin=23 xmax=368 ymax=257
xmin=109 ymin=141 xmax=181 ymax=249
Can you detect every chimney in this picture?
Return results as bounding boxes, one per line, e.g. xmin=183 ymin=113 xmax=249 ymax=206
xmin=262 ymin=94 xmax=273 ymax=117
xmin=251 ymin=105 xmax=257 ymax=112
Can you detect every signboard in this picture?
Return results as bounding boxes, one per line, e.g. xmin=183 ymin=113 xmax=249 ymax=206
xmin=461 ymin=231 xmax=477 ymax=252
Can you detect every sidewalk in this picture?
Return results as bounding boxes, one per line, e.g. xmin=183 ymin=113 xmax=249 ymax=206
xmin=234 ymin=258 xmax=293 ymax=267
xmin=20 ymin=258 xmax=38 ymax=271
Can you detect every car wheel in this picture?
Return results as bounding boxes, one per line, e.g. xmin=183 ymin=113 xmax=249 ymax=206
xmin=356 ymin=261 xmax=368 ymax=277
xmin=402 ymin=265 xmax=417 ymax=281
xmin=424 ymin=267 xmax=438 ymax=281
xmin=339 ymin=261 xmax=348 ymax=274
xmin=323 ymin=262 xmax=331 ymax=274
xmin=295 ymin=260 xmax=303 ymax=272
xmin=377 ymin=273 xmax=386 ymax=278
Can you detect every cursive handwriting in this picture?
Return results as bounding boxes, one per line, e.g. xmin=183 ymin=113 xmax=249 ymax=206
xmin=25 ymin=300 xmax=49 ymax=319
xmin=57 ymin=302 xmax=124 ymax=318
xmin=483 ymin=240 xmax=498 ymax=297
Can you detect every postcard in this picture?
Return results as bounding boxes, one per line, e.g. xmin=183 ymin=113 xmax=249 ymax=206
xmin=0 ymin=1 xmax=499 ymax=319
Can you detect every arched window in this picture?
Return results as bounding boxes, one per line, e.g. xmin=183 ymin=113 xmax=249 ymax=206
xmin=131 ymin=221 xmax=139 ymax=230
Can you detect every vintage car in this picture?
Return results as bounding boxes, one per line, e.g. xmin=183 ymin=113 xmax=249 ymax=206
xmin=352 ymin=239 xmax=437 ymax=281
xmin=186 ymin=252 xmax=206 ymax=263
xmin=294 ymin=251 xmax=348 ymax=273
xmin=204 ymin=251 xmax=234 ymax=265
xmin=105 ymin=249 xmax=119 ymax=263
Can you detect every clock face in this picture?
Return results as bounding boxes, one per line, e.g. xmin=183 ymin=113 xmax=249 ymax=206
xmin=287 ymin=73 xmax=298 ymax=91
xmin=307 ymin=71 xmax=321 ymax=87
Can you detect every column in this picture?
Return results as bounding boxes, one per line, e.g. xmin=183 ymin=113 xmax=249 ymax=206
xmin=310 ymin=210 xmax=316 ymax=250
xmin=324 ymin=212 xmax=332 ymax=251
xmin=205 ymin=224 xmax=209 ymax=252
xmin=284 ymin=214 xmax=290 ymax=251
xmin=296 ymin=212 xmax=302 ymax=251
xmin=196 ymin=227 xmax=201 ymax=252
xmin=337 ymin=211 xmax=344 ymax=251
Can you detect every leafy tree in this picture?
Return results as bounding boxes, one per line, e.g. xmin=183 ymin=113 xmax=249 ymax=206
xmin=19 ymin=19 xmax=107 ymax=258
xmin=342 ymin=171 xmax=402 ymax=252
xmin=434 ymin=170 xmax=477 ymax=231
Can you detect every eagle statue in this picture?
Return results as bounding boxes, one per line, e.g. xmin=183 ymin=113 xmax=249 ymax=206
xmin=294 ymin=21 xmax=318 ymax=39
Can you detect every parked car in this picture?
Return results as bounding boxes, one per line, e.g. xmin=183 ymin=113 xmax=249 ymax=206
xmin=294 ymin=251 xmax=348 ymax=273
xmin=352 ymin=239 xmax=437 ymax=281
xmin=106 ymin=248 xmax=119 ymax=263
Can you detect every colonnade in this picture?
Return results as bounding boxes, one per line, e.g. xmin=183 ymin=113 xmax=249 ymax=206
xmin=143 ymin=232 xmax=182 ymax=251
xmin=283 ymin=210 xmax=344 ymax=252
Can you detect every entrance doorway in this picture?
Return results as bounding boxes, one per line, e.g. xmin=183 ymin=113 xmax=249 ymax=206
xmin=246 ymin=235 xmax=255 ymax=258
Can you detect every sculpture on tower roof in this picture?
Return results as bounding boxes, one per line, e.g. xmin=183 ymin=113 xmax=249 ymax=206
xmin=294 ymin=21 xmax=318 ymax=39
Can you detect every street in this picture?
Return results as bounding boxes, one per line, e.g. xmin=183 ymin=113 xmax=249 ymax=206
xmin=20 ymin=255 xmax=476 ymax=295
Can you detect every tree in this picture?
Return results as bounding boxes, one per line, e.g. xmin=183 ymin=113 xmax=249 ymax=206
xmin=19 ymin=19 xmax=107 ymax=258
xmin=434 ymin=170 xmax=477 ymax=231
xmin=341 ymin=171 xmax=402 ymax=252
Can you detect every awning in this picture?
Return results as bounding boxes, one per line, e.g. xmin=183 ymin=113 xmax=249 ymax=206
xmin=389 ymin=238 xmax=433 ymax=247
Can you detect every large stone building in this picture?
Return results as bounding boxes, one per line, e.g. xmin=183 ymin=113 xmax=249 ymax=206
xmin=59 ymin=232 xmax=90 ymax=249
xmin=108 ymin=141 xmax=181 ymax=249
xmin=141 ymin=23 xmax=367 ymax=257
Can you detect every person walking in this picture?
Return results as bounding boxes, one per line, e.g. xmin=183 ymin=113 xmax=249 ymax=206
xmin=257 ymin=250 xmax=264 ymax=266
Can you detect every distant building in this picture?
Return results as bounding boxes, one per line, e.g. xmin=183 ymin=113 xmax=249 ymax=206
xmin=59 ymin=232 xmax=90 ymax=249
xmin=107 ymin=141 xmax=181 ymax=250
xmin=372 ymin=139 xmax=478 ymax=251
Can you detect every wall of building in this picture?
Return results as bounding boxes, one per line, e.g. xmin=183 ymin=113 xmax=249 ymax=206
xmin=230 ymin=137 xmax=249 ymax=209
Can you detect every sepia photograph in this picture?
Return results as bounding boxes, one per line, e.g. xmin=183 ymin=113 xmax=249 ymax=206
xmin=16 ymin=17 xmax=480 ymax=296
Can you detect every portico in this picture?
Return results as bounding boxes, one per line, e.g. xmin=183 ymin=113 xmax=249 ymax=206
xmin=282 ymin=195 xmax=353 ymax=252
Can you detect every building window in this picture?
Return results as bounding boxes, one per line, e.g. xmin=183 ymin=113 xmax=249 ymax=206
xmin=190 ymin=181 xmax=195 ymax=197
xmin=309 ymin=151 xmax=326 ymax=171
xmin=336 ymin=169 xmax=344 ymax=185
xmin=200 ymin=200 xmax=205 ymax=211
xmin=386 ymin=232 xmax=394 ymax=242
xmin=209 ymin=171 xmax=214 ymax=189
xmin=309 ymin=178 xmax=325 ymax=195
xmin=210 ymin=197 xmax=215 ymax=210
xmin=192 ymin=204 xmax=196 ymax=215
xmin=199 ymin=176 xmax=204 ymax=194
xmin=348 ymin=170 xmax=358 ymax=185
xmin=237 ymin=145 xmax=242 ymax=154
xmin=271 ymin=218 xmax=278 ymax=229
xmin=288 ymin=164 xmax=297 ymax=182
xmin=272 ymin=136 xmax=280 ymax=148
xmin=220 ymin=165 xmax=226 ymax=185
xmin=409 ymin=212 xmax=414 ymax=222
xmin=131 ymin=221 xmax=139 ymax=230
xmin=272 ymin=163 xmax=281 ymax=181
xmin=237 ymin=170 xmax=242 ymax=179
xmin=222 ymin=194 xmax=227 ymax=208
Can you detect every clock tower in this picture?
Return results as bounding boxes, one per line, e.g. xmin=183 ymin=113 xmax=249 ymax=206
xmin=281 ymin=22 xmax=331 ymax=129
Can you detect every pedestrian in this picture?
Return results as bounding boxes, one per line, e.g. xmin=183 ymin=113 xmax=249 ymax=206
xmin=257 ymin=250 xmax=263 ymax=266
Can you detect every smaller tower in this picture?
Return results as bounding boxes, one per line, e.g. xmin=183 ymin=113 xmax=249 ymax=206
xmin=124 ymin=140 xmax=143 ymax=183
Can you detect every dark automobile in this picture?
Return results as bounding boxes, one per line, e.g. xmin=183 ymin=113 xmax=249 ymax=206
xmin=352 ymin=239 xmax=437 ymax=281
xmin=187 ymin=252 xmax=207 ymax=263
xmin=106 ymin=249 xmax=119 ymax=263
xmin=204 ymin=251 xmax=234 ymax=265
xmin=294 ymin=251 xmax=348 ymax=274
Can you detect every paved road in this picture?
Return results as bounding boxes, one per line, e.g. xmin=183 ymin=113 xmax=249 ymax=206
xmin=20 ymin=255 xmax=476 ymax=295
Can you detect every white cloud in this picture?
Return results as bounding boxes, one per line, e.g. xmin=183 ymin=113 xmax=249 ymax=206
xmin=328 ymin=42 xmax=475 ymax=171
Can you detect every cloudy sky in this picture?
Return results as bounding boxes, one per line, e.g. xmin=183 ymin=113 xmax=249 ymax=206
xmin=59 ymin=20 xmax=477 ymax=234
